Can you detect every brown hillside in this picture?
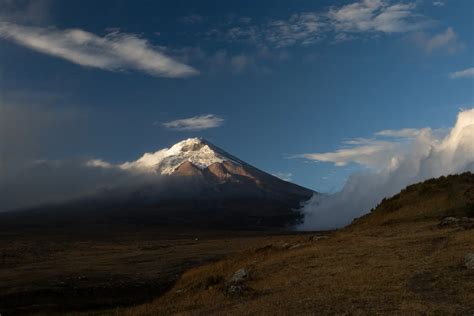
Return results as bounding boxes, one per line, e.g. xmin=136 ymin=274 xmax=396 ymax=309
xmin=119 ymin=173 xmax=474 ymax=315
xmin=351 ymin=172 xmax=474 ymax=228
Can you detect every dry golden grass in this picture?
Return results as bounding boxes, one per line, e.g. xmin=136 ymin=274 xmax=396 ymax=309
xmin=119 ymin=222 xmax=473 ymax=315
xmin=120 ymin=173 xmax=474 ymax=315
xmin=2 ymin=173 xmax=473 ymax=315
xmin=0 ymin=229 xmax=308 ymax=314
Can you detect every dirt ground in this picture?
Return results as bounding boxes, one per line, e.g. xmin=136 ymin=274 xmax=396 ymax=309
xmin=120 ymin=220 xmax=474 ymax=315
xmin=119 ymin=173 xmax=474 ymax=315
xmin=0 ymin=228 xmax=312 ymax=315
xmin=1 ymin=221 xmax=473 ymax=315
xmin=2 ymin=173 xmax=473 ymax=315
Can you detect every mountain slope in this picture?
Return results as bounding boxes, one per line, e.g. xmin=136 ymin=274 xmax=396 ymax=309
xmin=119 ymin=138 xmax=243 ymax=175
xmin=350 ymin=172 xmax=474 ymax=228
xmin=0 ymin=138 xmax=314 ymax=230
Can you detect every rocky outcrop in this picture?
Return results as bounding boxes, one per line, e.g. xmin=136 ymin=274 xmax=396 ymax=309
xmin=465 ymin=253 xmax=474 ymax=269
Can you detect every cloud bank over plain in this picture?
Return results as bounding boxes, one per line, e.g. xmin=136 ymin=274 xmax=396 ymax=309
xmin=298 ymin=108 xmax=474 ymax=230
xmin=0 ymin=22 xmax=199 ymax=78
xmin=0 ymin=105 xmax=224 ymax=211
xmin=0 ymin=103 xmax=112 ymax=211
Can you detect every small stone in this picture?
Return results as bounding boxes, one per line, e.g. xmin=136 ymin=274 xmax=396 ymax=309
xmin=229 ymin=268 xmax=248 ymax=283
xmin=465 ymin=253 xmax=474 ymax=269
xmin=460 ymin=217 xmax=474 ymax=229
xmin=227 ymin=284 xmax=244 ymax=295
xmin=310 ymin=235 xmax=328 ymax=241
xmin=438 ymin=217 xmax=460 ymax=227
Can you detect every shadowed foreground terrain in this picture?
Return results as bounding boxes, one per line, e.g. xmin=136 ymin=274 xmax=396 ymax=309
xmin=0 ymin=229 xmax=313 ymax=314
xmin=120 ymin=173 xmax=474 ymax=315
xmin=1 ymin=173 xmax=473 ymax=315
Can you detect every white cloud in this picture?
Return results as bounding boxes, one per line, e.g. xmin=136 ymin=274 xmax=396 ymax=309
xmin=0 ymin=22 xmax=199 ymax=78
xmin=265 ymin=12 xmax=324 ymax=48
xmin=273 ymin=172 xmax=293 ymax=182
xmin=375 ymin=128 xmax=421 ymax=138
xmin=167 ymin=47 xmax=277 ymax=75
xmin=162 ymin=114 xmax=224 ymax=131
xmin=296 ymin=127 xmax=427 ymax=169
xmin=450 ymin=67 xmax=474 ymax=79
xmin=299 ymin=108 xmax=474 ymax=230
xmin=298 ymin=140 xmax=402 ymax=169
xmin=86 ymin=159 xmax=113 ymax=169
xmin=433 ymin=1 xmax=445 ymax=7
xmin=224 ymin=20 xmax=311 ymax=48
xmin=222 ymin=0 xmax=430 ymax=47
xmin=328 ymin=0 xmax=427 ymax=34
xmin=410 ymin=27 xmax=463 ymax=55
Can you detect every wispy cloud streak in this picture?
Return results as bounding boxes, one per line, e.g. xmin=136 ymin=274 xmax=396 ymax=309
xmin=162 ymin=114 xmax=224 ymax=131
xmin=0 ymin=22 xmax=199 ymax=78
xmin=221 ymin=0 xmax=431 ymax=47
xmin=450 ymin=67 xmax=474 ymax=79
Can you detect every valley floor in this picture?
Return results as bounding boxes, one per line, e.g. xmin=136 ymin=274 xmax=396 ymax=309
xmin=120 ymin=219 xmax=474 ymax=315
xmin=2 ymin=171 xmax=473 ymax=315
xmin=0 ymin=219 xmax=473 ymax=315
xmin=0 ymin=227 xmax=311 ymax=315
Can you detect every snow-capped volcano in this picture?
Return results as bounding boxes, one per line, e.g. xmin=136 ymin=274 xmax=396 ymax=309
xmin=15 ymin=138 xmax=315 ymax=229
xmin=89 ymin=137 xmax=315 ymax=200
xmin=119 ymin=138 xmax=241 ymax=175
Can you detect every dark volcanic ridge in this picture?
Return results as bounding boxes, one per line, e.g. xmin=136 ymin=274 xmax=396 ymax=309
xmin=0 ymin=138 xmax=314 ymax=230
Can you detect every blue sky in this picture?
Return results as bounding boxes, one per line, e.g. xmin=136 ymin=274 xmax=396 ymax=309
xmin=0 ymin=0 xmax=472 ymax=192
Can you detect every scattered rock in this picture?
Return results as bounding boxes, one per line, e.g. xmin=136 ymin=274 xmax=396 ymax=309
xmin=289 ymin=243 xmax=303 ymax=250
xmin=438 ymin=217 xmax=460 ymax=227
xmin=229 ymin=268 xmax=248 ymax=283
xmin=309 ymin=235 xmax=329 ymax=242
xmin=438 ymin=216 xmax=474 ymax=229
xmin=281 ymin=242 xmax=291 ymax=249
xmin=255 ymin=245 xmax=273 ymax=253
xmin=460 ymin=217 xmax=474 ymax=229
xmin=226 ymin=269 xmax=253 ymax=297
xmin=227 ymin=284 xmax=245 ymax=295
xmin=465 ymin=253 xmax=474 ymax=269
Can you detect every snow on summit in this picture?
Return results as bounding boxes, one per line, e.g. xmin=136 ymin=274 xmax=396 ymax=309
xmin=118 ymin=138 xmax=240 ymax=174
